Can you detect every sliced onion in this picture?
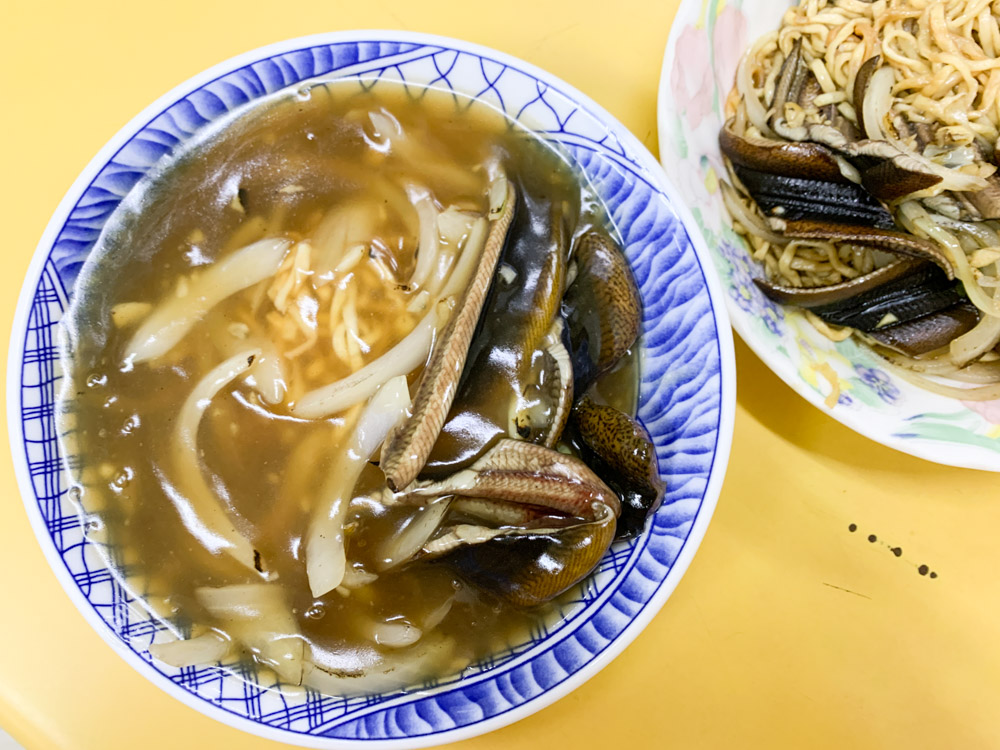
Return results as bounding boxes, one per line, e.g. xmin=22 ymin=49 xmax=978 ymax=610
xmin=426 ymin=208 xmax=476 ymax=297
xmin=721 ymin=180 xmax=786 ymax=243
xmin=303 ymin=635 xmax=454 ymax=697
xmin=376 ymin=499 xmax=451 ymax=571
xmin=923 ymin=165 xmax=989 ymax=193
xmin=440 ymin=217 xmax=488 ymax=298
xmin=305 ymin=376 xmax=411 ymax=597
xmin=880 ymin=356 xmax=1000 ymax=400
xmin=196 ymin=583 xmax=304 ymax=685
xmin=339 ymin=564 xmax=378 ymax=590
xmin=736 ymin=39 xmax=774 ymax=137
xmin=369 ymin=621 xmax=423 ymax=649
xmin=406 ymin=185 xmax=441 ymax=291
xmin=969 ymin=248 xmax=1000 ymax=267
xmin=861 ymin=65 xmax=893 ymax=141
xmin=879 ymin=348 xmax=1000 ymax=383
xmin=167 ymin=349 xmax=261 ymax=572
xmin=291 ymin=217 xmax=487 ymax=420
xmin=437 ymin=207 xmax=477 ymax=246
xmin=950 ymin=312 xmax=1000 ymax=366
xmin=897 ymin=202 xmax=1000 ymax=313
xmin=371 ymin=110 xmax=482 ymax=195
xmin=421 ymin=595 xmax=455 ymax=631
xmin=369 ymin=110 xmax=402 ymax=144
xmin=124 ymin=238 xmax=290 ymax=364
xmin=421 ymin=523 xmax=511 ymax=558
xmin=246 ymin=341 xmax=287 ymax=404
xmin=311 ymin=201 xmax=381 ymax=285
xmin=487 ymin=173 xmax=509 ymax=218
xmin=292 ymin=307 xmax=437 ymax=419
xmin=148 ymin=630 xmax=231 ymax=668
xmin=110 ymin=301 xmax=152 ymax=329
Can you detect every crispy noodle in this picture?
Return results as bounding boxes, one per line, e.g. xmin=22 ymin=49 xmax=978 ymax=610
xmin=725 ymin=0 xmax=1000 ymax=390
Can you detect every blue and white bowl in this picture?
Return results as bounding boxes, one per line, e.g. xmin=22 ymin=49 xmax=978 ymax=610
xmin=8 ymin=32 xmax=735 ymax=748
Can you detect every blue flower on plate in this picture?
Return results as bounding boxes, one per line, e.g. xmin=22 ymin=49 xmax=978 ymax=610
xmin=728 ymin=283 xmax=755 ymax=314
xmin=855 ymin=364 xmax=900 ymax=404
xmin=718 ymin=239 xmax=752 ymax=279
xmin=838 ymin=392 xmax=854 ymax=407
xmin=760 ymin=302 xmax=784 ymax=335
xmin=718 ymin=240 xmax=783 ymax=333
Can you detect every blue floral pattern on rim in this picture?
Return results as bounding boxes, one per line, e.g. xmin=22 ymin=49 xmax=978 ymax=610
xmin=12 ymin=34 xmax=732 ymax=746
xmin=854 ymin=365 xmax=901 ymax=405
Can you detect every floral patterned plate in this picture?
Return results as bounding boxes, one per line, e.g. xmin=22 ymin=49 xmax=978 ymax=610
xmin=658 ymin=0 xmax=1000 ymax=471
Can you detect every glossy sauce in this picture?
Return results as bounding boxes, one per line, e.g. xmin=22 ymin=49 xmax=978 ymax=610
xmin=62 ymin=79 xmax=637 ymax=691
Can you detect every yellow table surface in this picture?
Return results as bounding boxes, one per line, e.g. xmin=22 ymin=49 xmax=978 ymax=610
xmin=2 ymin=1 xmax=999 ymax=748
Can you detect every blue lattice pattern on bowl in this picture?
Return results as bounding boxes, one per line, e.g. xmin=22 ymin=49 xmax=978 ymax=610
xmin=12 ymin=33 xmax=734 ymax=747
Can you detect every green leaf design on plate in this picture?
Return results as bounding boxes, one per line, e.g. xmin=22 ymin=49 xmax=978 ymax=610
xmin=845 ymin=377 xmax=883 ymax=408
xmin=915 ymin=410 xmax=980 ymax=425
xmin=894 ymin=422 xmax=1000 ymax=453
xmin=674 ymin=111 xmax=688 ymax=159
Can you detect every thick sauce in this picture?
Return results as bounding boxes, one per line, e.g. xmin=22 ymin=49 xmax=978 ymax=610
xmin=62 ymin=79 xmax=635 ymax=692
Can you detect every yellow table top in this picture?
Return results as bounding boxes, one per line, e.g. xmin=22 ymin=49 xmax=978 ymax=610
xmin=2 ymin=1 xmax=999 ymax=748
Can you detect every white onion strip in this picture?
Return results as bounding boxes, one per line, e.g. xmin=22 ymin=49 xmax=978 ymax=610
xmin=124 ymin=238 xmax=290 ymax=365
xmin=291 ymin=217 xmax=488 ymax=420
xmin=736 ymin=34 xmax=777 ymax=137
xmin=407 ymin=185 xmax=441 ymax=291
xmin=166 ymin=349 xmax=261 ymax=573
xmin=376 ymin=499 xmax=451 ymax=571
xmin=196 ymin=584 xmax=304 ymax=685
xmin=291 ymin=305 xmax=438 ymax=419
xmin=861 ymin=65 xmax=894 ymax=141
xmin=303 ymin=634 xmax=453 ymax=697
xmin=247 ymin=341 xmax=287 ymax=405
xmin=899 ymin=201 xmax=1000 ymax=313
xmin=950 ymin=310 xmax=1000 ymax=366
xmin=305 ymin=376 xmax=411 ymax=597
xmin=148 ymin=631 xmax=231 ymax=668
xmin=368 ymin=621 xmax=423 ymax=649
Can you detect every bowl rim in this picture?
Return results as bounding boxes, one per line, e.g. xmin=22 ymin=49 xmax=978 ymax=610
xmin=656 ymin=15 xmax=999 ymax=474
xmin=8 ymin=29 xmax=736 ymax=747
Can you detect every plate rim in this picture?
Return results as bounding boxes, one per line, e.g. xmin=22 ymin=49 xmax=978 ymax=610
xmin=8 ymin=28 xmax=737 ymax=747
